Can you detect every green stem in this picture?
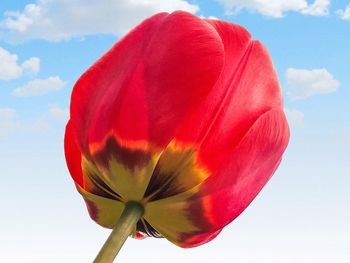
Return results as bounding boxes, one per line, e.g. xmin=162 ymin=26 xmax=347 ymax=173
xmin=93 ymin=201 xmax=144 ymax=263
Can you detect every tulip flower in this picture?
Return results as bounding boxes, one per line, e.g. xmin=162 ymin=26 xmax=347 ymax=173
xmin=64 ymin=11 xmax=289 ymax=262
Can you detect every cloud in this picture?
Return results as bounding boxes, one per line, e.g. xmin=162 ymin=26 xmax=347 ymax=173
xmin=336 ymin=3 xmax=350 ymax=20
xmin=49 ymin=106 xmax=69 ymax=121
xmin=218 ymin=0 xmax=330 ymax=18
xmin=286 ymin=68 xmax=340 ymax=100
xmin=0 ymin=47 xmax=22 ymax=80
xmin=0 ymin=109 xmax=49 ymax=138
xmin=21 ymin=57 xmax=40 ymax=75
xmin=0 ymin=47 xmax=40 ymax=80
xmin=0 ymin=0 xmax=199 ymax=42
xmin=301 ymin=0 xmax=330 ymax=16
xmin=0 ymin=106 xmax=69 ymax=139
xmin=284 ymin=108 xmax=304 ymax=129
xmin=12 ymin=76 xmax=65 ymax=97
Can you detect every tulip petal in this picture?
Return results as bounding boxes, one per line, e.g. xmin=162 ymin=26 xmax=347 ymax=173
xmin=143 ymin=141 xmax=210 ymax=202
xmin=77 ymin=185 xmax=124 ymax=229
xmin=136 ymin=20 xmax=253 ymax=203
xmin=80 ymin=156 xmax=123 ymax=201
xmin=175 ymin=20 xmax=283 ymax=173
xmin=64 ymin=120 xmax=84 ymax=187
xmin=194 ymin=109 xmax=289 ymax=229
xmin=65 ymin=121 xmax=125 ymax=200
xmin=144 ymin=189 xmax=202 ymax=246
xmin=144 ymin=109 xmax=289 ymax=247
xmin=146 ymin=21 xmax=284 ymax=204
xmin=70 ymin=12 xmax=169 ymax=153
xmin=90 ymin=136 xmax=161 ymax=201
xmin=144 ymin=185 xmax=222 ymax=247
xmin=76 ymin=11 xmax=224 ymax=155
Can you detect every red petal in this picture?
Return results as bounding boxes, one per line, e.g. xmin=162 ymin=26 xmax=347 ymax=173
xmin=179 ymin=229 xmax=222 ymax=248
xmin=194 ymin=109 xmax=289 ymax=232
xmin=133 ymin=231 xmax=147 ymax=240
xmin=70 ymin=12 xmax=168 ymax=154
xmin=175 ymin=20 xmax=283 ymax=172
xmin=64 ymin=120 xmax=84 ymax=187
xmin=70 ymin=11 xmax=225 ymax=155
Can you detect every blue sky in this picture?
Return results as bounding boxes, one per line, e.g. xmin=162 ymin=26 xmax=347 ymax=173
xmin=1 ymin=0 xmax=349 ymax=262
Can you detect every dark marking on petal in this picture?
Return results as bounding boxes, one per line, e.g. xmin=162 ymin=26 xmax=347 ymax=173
xmin=144 ymin=145 xmax=208 ymax=201
xmin=173 ymin=196 xmax=219 ymax=247
xmin=85 ymin=170 xmax=123 ymax=201
xmin=186 ymin=193 xmax=214 ymax=231
xmin=93 ymin=136 xmax=151 ymax=170
xmin=144 ymin=165 xmax=187 ymax=201
xmin=136 ymin=218 xmax=163 ymax=238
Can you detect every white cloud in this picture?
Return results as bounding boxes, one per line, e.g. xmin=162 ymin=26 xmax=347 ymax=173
xmin=336 ymin=3 xmax=350 ymax=20
xmin=286 ymin=68 xmax=340 ymax=100
xmin=0 ymin=106 xmax=68 ymax=138
xmin=199 ymin=15 xmax=219 ymax=19
xmin=21 ymin=57 xmax=40 ymax=75
xmin=0 ymin=47 xmax=22 ymax=80
xmin=0 ymin=47 xmax=40 ymax=80
xmin=0 ymin=0 xmax=199 ymax=42
xmin=218 ymin=0 xmax=330 ymax=18
xmin=49 ymin=106 xmax=69 ymax=121
xmin=12 ymin=76 xmax=65 ymax=97
xmin=2 ymin=4 xmax=40 ymax=32
xmin=0 ymin=109 xmax=49 ymax=138
xmin=302 ymin=0 xmax=330 ymax=16
xmin=284 ymin=108 xmax=304 ymax=129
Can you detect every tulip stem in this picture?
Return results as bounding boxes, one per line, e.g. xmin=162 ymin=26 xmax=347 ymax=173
xmin=93 ymin=201 xmax=144 ymax=263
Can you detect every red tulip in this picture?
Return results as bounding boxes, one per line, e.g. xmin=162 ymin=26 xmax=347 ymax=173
xmin=64 ymin=11 xmax=289 ymax=260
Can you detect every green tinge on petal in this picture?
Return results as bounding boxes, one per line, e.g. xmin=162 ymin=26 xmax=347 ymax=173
xmin=144 ymin=185 xmax=205 ymax=246
xmin=77 ymin=185 xmax=124 ymax=229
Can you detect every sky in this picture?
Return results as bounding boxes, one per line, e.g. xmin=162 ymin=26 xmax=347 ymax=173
xmin=0 ymin=0 xmax=349 ymax=262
